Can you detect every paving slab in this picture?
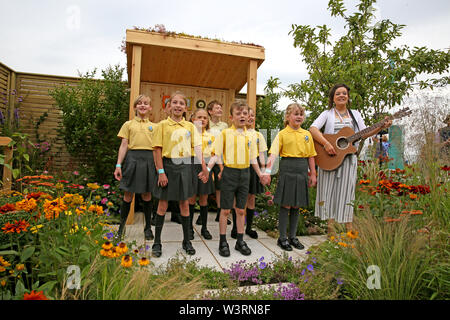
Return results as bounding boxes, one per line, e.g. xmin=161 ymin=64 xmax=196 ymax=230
xmin=123 ymin=211 xmax=327 ymax=272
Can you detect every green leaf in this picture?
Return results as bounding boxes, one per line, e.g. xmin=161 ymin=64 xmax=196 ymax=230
xmin=15 ymin=280 xmax=26 ymax=299
xmin=20 ymin=246 xmax=35 ymax=262
xmin=37 ymin=280 xmax=58 ymax=295
xmin=0 ymin=250 xmax=19 ymax=256
xmin=23 ymin=154 xmax=29 ymax=162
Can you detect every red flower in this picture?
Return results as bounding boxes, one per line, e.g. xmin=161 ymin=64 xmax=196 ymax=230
xmin=2 ymin=220 xmax=30 ymax=234
xmin=0 ymin=203 xmax=16 ymax=214
xmin=23 ymin=290 xmax=48 ymax=300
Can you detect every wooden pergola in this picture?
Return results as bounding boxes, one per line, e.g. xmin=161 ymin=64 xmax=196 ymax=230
xmin=124 ymin=29 xmax=265 ymax=224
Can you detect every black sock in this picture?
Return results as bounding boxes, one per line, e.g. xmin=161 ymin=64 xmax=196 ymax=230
xmin=278 ymin=207 xmax=289 ymax=241
xmin=180 ymin=216 xmax=191 ymax=242
xmin=216 ymin=207 xmax=221 ymax=220
xmin=189 ymin=204 xmax=195 ymax=228
xmin=154 ymin=214 xmax=165 ymax=244
xmin=220 ymin=234 xmax=227 ymax=243
xmin=200 ymin=205 xmax=208 ymax=229
xmin=289 ymin=207 xmax=300 ymax=239
xmin=120 ymin=200 xmax=132 ymax=222
xmin=237 ymin=233 xmax=244 ymax=242
xmin=142 ymin=200 xmax=153 ymax=230
xmin=246 ymin=208 xmax=254 ymax=231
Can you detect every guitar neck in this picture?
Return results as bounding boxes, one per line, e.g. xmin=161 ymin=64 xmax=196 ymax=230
xmin=348 ymin=120 xmax=387 ymax=143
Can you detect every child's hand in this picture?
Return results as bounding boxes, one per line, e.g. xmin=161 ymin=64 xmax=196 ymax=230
xmin=158 ymin=173 xmax=168 ymax=187
xmin=198 ymin=171 xmax=208 ymax=183
xmin=308 ymin=174 xmax=317 ymax=187
xmin=114 ymin=167 xmax=122 ymax=181
xmin=218 ymin=170 xmax=223 ymax=180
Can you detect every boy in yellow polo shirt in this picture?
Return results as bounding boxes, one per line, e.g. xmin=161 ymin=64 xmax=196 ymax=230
xmin=265 ymin=103 xmax=317 ymax=251
xmin=201 ymin=101 xmax=270 ymax=257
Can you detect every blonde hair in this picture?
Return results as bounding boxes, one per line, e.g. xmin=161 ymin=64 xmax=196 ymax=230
xmin=190 ymin=108 xmax=210 ymax=131
xmin=169 ymin=91 xmax=187 ymax=106
xmin=133 ymin=94 xmax=151 ymax=108
xmin=284 ymin=103 xmax=305 ymax=127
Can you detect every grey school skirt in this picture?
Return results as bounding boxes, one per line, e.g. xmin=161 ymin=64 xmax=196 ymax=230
xmin=191 ymin=157 xmax=215 ymax=195
xmin=119 ymin=150 xmax=157 ymax=194
xmin=152 ymin=157 xmax=194 ymax=201
xmin=273 ymin=157 xmax=309 ymax=208
xmin=249 ymin=157 xmax=264 ymax=195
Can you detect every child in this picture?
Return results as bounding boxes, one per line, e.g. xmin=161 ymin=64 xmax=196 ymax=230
xmin=152 ymin=92 xmax=208 ymax=257
xmin=188 ymin=108 xmax=215 ymax=240
xmin=114 ymin=94 xmax=157 ymax=241
xmin=265 ymin=103 xmax=317 ymax=251
xmin=205 ymin=100 xmax=230 ymax=225
xmin=201 ymin=101 xmax=270 ymax=257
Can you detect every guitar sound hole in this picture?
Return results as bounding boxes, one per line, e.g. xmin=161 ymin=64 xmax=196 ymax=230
xmin=336 ymin=137 xmax=349 ymax=149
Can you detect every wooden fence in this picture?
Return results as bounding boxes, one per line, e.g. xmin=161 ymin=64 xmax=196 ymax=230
xmin=0 ymin=61 xmax=81 ymax=172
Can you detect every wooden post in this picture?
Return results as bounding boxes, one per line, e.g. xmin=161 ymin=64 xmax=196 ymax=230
xmin=246 ymin=59 xmax=257 ymax=112
xmin=126 ymin=45 xmax=142 ymax=225
xmin=228 ymin=88 xmax=235 ymax=123
xmin=0 ymin=137 xmax=13 ymax=191
xmin=8 ymin=72 xmax=16 ymax=127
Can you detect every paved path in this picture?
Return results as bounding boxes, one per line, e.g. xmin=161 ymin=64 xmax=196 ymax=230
xmin=123 ymin=211 xmax=327 ymax=271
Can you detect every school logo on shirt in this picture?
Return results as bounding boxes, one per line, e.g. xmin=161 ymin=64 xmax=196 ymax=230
xmin=208 ymin=139 xmax=212 ymax=145
xmin=186 ymin=131 xmax=191 ymax=138
xmin=248 ymin=140 xmax=251 ymax=148
xmin=148 ymin=125 xmax=153 ymax=132
xmin=304 ymin=135 xmax=309 ymax=143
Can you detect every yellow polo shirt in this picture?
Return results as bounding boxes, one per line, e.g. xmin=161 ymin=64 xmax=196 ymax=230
xmin=214 ymin=125 xmax=257 ymax=169
xmin=209 ymin=121 xmax=228 ymax=138
xmin=269 ymin=125 xmax=317 ymax=158
xmin=247 ymin=129 xmax=268 ymax=155
xmin=117 ymin=117 xmax=156 ymax=150
xmin=152 ymin=117 xmax=201 ymax=158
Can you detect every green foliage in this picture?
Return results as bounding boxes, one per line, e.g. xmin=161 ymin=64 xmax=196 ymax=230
xmin=50 ymin=65 xmax=129 ymax=184
xmin=283 ymin=0 xmax=450 ymax=127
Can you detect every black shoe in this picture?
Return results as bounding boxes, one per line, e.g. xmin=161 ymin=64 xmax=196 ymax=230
xmin=182 ymin=240 xmax=196 ymax=255
xmin=235 ymin=240 xmax=251 ymax=256
xmin=219 ymin=241 xmax=230 ymax=257
xmin=230 ymin=228 xmax=237 ymax=239
xmin=144 ymin=228 xmax=154 ymax=240
xmin=189 ymin=227 xmax=195 ymax=240
xmin=195 ymin=214 xmax=202 ymax=225
xmin=246 ymin=228 xmax=258 ymax=239
xmin=152 ymin=243 xmax=162 ymax=257
xmin=289 ymin=237 xmax=305 ymax=250
xmin=227 ymin=219 xmax=231 ymax=225
xmin=277 ymin=238 xmax=293 ymax=251
xmin=201 ymin=228 xmax=212 ymax=240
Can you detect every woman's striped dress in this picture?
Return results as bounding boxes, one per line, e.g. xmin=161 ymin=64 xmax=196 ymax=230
xmin=314 ymin=118 xmax=357 ymax=223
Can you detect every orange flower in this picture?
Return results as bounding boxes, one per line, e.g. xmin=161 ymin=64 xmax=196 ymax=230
xmin=359 ymin=179 xmax=371 ymax=185
xmin=346 ymin=230 xmax=359 ymax=239
xmin=121 ymin=255 xmax=133 ymax=268
xmin=15 ymin=198 xmax=37 ymax=213
xmin=23 ymin=290 xmax=48 ymax=300
xmin=384 ymin=217 xmax=401 ymax=222
xmin=88 ymin=204 xmax=104 ymax=215
xmin=2 ymin=220 xmax=30 ymax=234
xmin=409 ymin=193 xmax=418 ymax=200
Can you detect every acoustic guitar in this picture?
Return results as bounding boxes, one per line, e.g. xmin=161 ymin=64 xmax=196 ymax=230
xmin=313 ymin=108 xmax=412 ymax=171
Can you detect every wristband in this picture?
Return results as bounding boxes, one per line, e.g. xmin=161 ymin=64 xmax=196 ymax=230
xmin=264 ymin=168 xmax=271 ymax=174
xmin=207 ymin=167 xmax=211 ymax=172
xmin=116 ymin=164 xmax=121 ymax=168
xmin=158 ymin=168 xmax=165 ymax=174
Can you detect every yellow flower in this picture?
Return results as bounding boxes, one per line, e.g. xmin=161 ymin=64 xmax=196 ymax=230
xmin=107 ymin=202 xmax=113 ymax=207
xmin=94 ymin=195 xmax=101 ymax=201
xmin=0 ymin=266 xmax=6 ymax=272
xmin=337 ymin=242 xmax=348 ymax=247
xmin=121 ymin=255 xmax=133 ymax=268
xmin=88 ymin=204 xmax=104 ymax=215
xmin=15 ymin=198 xmax=37 ymax=213
xmin=1 ymin=279 xmax=6 ymax=286
xmin=0 ymin=256 xmax=11 ymax=267
xmin=76 ymin=205 xmax=87 ymax=216
xmin=116 ymin=242 xmax=128 ymax=255
xmin=30 ymin=224 xmax=43 ymax=234
xmin=69 ymin=223 xmax=79 ymax=234
xmin=138 ymin=257 xmax=150 ymax=266
xmin=102 ymin=241 xmax=113 ymax=250
xmin=87 ymin=183 xmax=100 ymax=190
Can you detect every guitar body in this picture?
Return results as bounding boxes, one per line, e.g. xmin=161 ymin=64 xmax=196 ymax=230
xmin=314 ymin=126 xmax=358 ymax=171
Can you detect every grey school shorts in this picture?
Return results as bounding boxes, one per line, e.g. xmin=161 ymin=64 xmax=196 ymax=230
xmin=220 ymin=166 xmax=250 ymax=210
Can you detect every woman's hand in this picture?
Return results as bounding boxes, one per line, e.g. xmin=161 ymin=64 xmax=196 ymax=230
xmin=308 ymin=173 xmax=317 ymax=187
xmin=158 ymin=173 xmax=168 ymax=187
xmin=324 ymin=141 xmax=336 ymax=155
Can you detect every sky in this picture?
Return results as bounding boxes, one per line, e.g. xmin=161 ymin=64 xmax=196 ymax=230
xmin=1 ymin=0 xmax=449 ymax=97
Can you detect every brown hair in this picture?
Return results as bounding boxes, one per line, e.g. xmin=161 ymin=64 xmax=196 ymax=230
xmin=190 ymin=108 xmax=210 ymax=131
xmin=284 ymin=103 xmax=305 ymax=127
xmin=328 ymin=83 xmax=350 ymax=109
xmin=206 ymin=100 xmax=223 ymax=115
xmin=133 ymin=94 xmax=151 ymax=108
xmin=229 ymin=100 xmax=249 ymax=115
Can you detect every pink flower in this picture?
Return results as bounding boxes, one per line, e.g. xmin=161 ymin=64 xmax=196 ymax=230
xmin=101 ymin=198 xmax=108 ymax=204
xmin=73 ymin=171 xmax=79 ymax=175
xmin=103 ymin=184 xmax=110 ymax=189
xmin=267 ymin=199 xmax=274 ymax=206
xmin=78 ymin=185 xmax=84 ymax=189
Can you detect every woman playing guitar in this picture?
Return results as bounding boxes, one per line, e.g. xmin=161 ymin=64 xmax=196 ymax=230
xmin=309 ymin=83 xmax=392 ymax=236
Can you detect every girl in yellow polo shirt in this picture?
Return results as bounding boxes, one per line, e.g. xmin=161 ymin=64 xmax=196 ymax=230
xmin=152 ymin=92 xmax=208 ymax=257
xmin=265 ymin=103 xmax=317 ymax=251
xmin=188 ymin=108 xmax=215 ymax=240
xmin=114 ymin=94 xmax=157 ymax=241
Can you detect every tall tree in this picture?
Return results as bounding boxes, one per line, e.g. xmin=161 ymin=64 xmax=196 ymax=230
xmin=284 ymin=0 xmax=450 ymax=126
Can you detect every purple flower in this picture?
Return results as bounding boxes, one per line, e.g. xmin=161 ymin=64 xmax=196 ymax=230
xmin=301 ymin=269 xmax=305 ymax=276
xmin=307 ymin=264 xmax=314 ymax=272
xmin=305 ymin=250 xmax=311 ymax=255
xmin=14 ymin=108 xmax=19 ymax=121
xmin=0 ymin=110 xmax=4 ymax=125
xmin=312 ymin=257 xmax=317 ymax=264
xmin=337 ymin=278 xmax=344 ymax=285
xmin=273 ymin=283 xmax=304 ymax=300
xmin=105 ymin=232 xmax=114 ymax=240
